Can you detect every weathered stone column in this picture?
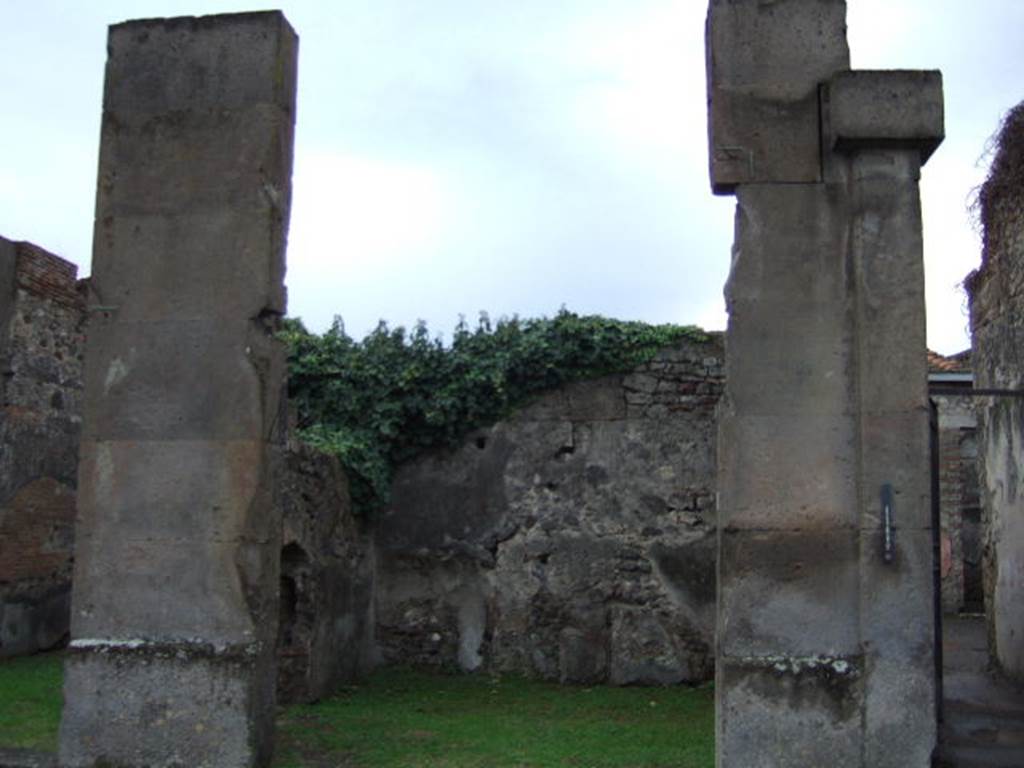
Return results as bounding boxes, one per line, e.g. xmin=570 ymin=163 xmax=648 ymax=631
xmin=58 ymin=12 xmax=297 ymax=768
xmin=708 ymin=2 xmax=943 ymax=766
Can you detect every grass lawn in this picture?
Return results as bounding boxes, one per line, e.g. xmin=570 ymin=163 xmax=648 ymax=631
xmin=0 ymin=652 xmax=63 ymax=752
xmin=0 ymin=654 xmax=714 ymax=767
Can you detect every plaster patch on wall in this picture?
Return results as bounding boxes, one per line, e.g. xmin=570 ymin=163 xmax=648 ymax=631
xmin=103 ymin=353 xmax=132 ymax=394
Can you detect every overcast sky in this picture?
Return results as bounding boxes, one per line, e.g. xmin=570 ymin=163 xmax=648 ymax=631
xmin=2 ymin=2 xmax=1021 ymax=353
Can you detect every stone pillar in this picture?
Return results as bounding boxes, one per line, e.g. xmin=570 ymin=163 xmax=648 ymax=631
xmin=58 ymin=12 xmax=297 ymax=768
xmin=707 ymin=2 xmax=943 ymax=766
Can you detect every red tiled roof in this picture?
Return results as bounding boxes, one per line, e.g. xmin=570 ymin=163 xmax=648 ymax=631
xmin=928 ymin=349 xmax=972 ymax=374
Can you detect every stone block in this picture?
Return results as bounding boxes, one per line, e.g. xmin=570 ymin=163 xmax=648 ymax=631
xmin=847 ymin=158 xmax=929 ymax=418
xmin=80 ymin=318 xmax=284 ymax=442
xmin=0 ymin=588 xmax=71 ymax=659
xmin=859 ymin=530 xmax=938 ymax=768
xmin=861 ymin=656 xmax=936 ymax=768
xmin=825 ymin=70 xmax=944 ymax=163
xmin=379 ymin=424 xmax=514 ymax=553
xmin=74 ymin=439 xmax=274 ymax=542
xmin=848 ymin=155 xmax=926 ymax=294
xmin=559 ymin=627 xmax=609 ymax=684
xmin=706 ymin=0 xmax=849 ymax=192
xmin=71 ymin=523 xmax=277 ymax=645
xmin=858 ymin=411 xmax=932 ymax=530
xmin=97 ymin=107 xmax=293 ymax=219
xmin=719 ymin=529 xmax=860 ymax=658
xmin=718 ymin=411 xmax=858 ymax=530
xmin=511 ymin=389 xmax=567 ymax=421
xmin=608 ymin=606 xmax=687 ymax=685
xmin=563 ymin=376 xmax=627 ymax=421
xmin=859 ymin=529 xmax=936 ymax=658
xmin=104 ymin=13 xmax=297 ymax=116
xmin=855 ymin=347 xmax=928 ymax=418
xmin=729 ymin=182 xmax=851 ymax=305
xmin=724 ymin=299 xmax=855 ymax=417
xmin=717 ymin=657 xmax=864 ymax=768
xmin=59 ymin=646 xmax=274 ymax=768
xmin=649 ymin=534 xmax=717 ymax=625
xmin=92 ymin=210 xmax=288 ymax=325
xmin=573 ymin=418 xmax=716 ymax=506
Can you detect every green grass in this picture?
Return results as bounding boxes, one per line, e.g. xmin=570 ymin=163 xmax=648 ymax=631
xmin=0 ymin=652 xmax=64 ymax=751
xmin=0 ymin=655 xmax=715 ymax=767
xmin=278 ymin=667 xmax=714 ymax=768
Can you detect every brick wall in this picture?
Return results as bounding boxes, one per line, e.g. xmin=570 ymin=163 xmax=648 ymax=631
xmin=14 ymin=242 xmax=81 ymax=310
xmin=0 ymin=237 xmax=85 ymax=658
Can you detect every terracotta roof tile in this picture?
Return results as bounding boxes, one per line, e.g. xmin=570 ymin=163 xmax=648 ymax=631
xmin=927 ymin=349 xmax=972 ymax=374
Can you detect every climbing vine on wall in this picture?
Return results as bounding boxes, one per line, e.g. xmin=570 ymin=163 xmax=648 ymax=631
xmin=282 ymin=310 xmax=707 ymax=516
xmin=976 ymin=103 xmax=1024 ymax=258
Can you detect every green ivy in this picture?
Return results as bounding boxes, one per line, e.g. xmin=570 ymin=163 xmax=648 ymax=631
xmin=282 ymin=310 xmax=707 ymax=516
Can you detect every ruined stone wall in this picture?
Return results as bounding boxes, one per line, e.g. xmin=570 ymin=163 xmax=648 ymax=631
xmin=0 ymin=238 xmax=85 ymax=658
xmin=968 ymin=103 xmax=1024 ymax=682
xmin=276 ymin=442 xmax=375 ymax=703
xmin=375 ymin=336 xmax=723 ymax=685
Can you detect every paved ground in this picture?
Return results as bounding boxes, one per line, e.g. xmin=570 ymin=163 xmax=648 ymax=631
xmin=936 ymin=614 xmax=1024 ymax=767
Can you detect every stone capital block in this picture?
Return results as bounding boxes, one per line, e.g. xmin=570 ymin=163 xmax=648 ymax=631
xmin=706 ymin=0 xmax=850 ymax=193
xmin=824 ymin=70 xmax=944 ymax=163
xmin=104 ymin=12 xmax=297 ymax=116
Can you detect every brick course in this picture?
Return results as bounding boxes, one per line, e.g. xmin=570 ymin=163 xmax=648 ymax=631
xmin=0 ymin=236 xmax=85 ymax=658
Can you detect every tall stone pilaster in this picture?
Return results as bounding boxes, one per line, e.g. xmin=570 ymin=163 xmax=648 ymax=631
xmin=58 ymin=12 xmax=297 ymax=768
xmin=707 ymin=2 xmax=943 ymax=766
